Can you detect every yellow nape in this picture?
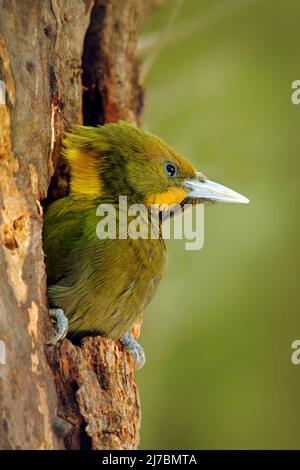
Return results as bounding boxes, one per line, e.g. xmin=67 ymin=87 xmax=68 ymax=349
xmin=146 ymin=187 xmax=187 ymax=209
xmin=66 ymin=148 xmax=101 ymax=197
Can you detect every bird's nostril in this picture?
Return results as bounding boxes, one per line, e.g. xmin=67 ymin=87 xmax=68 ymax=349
xmin=196 ymin=172 xmax=206 ymax=182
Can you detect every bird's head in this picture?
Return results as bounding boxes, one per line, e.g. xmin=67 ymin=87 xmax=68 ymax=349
xmin=63 ymin=121 xmax=249 ymax=209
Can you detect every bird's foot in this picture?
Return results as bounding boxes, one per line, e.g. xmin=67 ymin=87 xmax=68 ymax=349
xmin=120 ymin=332 xmax=145 ymax=370
xmin=47 ymin=308 xmax=68 ymax=345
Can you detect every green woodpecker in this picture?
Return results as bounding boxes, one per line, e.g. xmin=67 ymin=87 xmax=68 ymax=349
xmin=43 ymin=121 xmax=249 ymax=368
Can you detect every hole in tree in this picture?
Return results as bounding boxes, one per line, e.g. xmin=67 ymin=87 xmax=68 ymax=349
xmin=82 ymin=1 xmax=106 ymax=126
xmin=44 ymin=2 xmax=105 ymax=206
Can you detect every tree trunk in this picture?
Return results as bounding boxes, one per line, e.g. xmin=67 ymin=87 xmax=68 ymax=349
xmin=0 ymin=0 xmax=153 ymax=450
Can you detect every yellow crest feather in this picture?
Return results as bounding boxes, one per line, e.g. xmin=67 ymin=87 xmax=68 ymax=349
xmin=62 ymin=127 xmax=104 ymax=197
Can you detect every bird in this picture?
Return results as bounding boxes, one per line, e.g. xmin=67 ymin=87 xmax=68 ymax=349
xmin=43 ymin=121 xmax=249 ymax=368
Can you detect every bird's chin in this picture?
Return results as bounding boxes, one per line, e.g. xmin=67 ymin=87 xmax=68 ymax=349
xmin=158 ymin=197 xmax=214 ymax=222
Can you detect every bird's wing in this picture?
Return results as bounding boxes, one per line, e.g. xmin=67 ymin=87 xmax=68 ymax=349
xmin=43 ymin=196 xmax=92 ymax=285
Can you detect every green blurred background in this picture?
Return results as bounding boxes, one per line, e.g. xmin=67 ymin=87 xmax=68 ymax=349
xmin=137 ymin=0 xmax=300 ymax=449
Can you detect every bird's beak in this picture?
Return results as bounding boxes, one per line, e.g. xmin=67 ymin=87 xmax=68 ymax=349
xmin=185 ymin=173 xmax=250 ymax=204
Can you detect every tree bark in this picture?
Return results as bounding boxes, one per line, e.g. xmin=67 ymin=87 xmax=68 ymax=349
xmin=0 ymin=0 xmax=152 ymax=450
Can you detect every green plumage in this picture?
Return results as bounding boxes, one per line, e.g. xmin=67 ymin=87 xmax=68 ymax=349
xmin=43 ymin=122 xmax=196 ymax=341
xmin=43 ymin=122 xmax=249 ymax=344
xmin=44 ymin=197 xmax=165 ymax=340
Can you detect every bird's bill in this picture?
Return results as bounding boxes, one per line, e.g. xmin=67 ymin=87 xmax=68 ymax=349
xmin=185 ymin=173 xmax=250 ymax=204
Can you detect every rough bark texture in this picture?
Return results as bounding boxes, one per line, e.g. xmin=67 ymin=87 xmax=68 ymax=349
xmin=0 ymin=0 xmax=151 ymax=450
xmin=47 ymin=337 xmax=140 ymax=450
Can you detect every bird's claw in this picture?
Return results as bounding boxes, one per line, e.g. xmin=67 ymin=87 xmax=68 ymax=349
xmin=47 ymin=308 xmax=68 ymax=345
xmin=120 ymin=332 xmax=146 ymax=370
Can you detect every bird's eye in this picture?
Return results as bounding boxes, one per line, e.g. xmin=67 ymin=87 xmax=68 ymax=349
xmin=164 ymin=162 xmax=178 ymax=178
